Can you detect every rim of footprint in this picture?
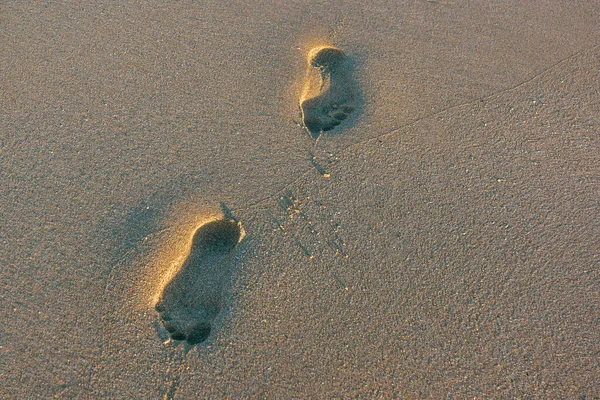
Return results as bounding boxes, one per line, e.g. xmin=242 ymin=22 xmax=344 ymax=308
xmin=155 ymin=218 xmax=244 ymax=345
xmin=300 ymin=46 xmax=358 ymax=139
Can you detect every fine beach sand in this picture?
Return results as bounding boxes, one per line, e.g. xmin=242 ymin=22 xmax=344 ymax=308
xmin=1 ymin=1 xmax=599 ymax=398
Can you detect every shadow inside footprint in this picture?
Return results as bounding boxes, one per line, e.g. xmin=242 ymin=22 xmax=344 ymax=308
xmin=155 ymin=219 xmax=242 ymax=345
xmin=300 ymin=46 xmax=360 ymax=139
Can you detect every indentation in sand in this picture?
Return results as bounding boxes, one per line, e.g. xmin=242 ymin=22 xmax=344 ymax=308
xmin=300 ymin=45 xmax=358 ymax=139
xmin=153 ymin=215 xmax=244 ymax=345
xmin=147 ymin=213 xmax=223 ymax=308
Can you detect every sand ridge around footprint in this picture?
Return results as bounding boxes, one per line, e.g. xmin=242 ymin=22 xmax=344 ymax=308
xmin=154 ymin=218 xmax=244 ymax=345
xmin=300 ymin=46 xmax=359 ymax=139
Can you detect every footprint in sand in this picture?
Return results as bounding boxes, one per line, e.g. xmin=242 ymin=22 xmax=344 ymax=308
xmin=300 ymin=46 xmax=358 ymax=139
xmin=154 ymin=218 xmax=243 ymax=345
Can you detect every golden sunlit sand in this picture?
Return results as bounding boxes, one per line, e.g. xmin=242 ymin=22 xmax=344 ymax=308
xmin=300 ymin=45 xmax=358 ymax=138
xmin=130 ymin=209 xmax=222 ymax=311
xmin=154 ymin=218 xmax=244 ymax=344
xmin=2 ymin=1 xmax=599 ymax=397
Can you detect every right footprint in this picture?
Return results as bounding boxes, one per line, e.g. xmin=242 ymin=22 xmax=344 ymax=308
xmin=300 ymin=46 xmax=358 ymax=139
xmin=154 ymin=218 xmax=243 ymax=345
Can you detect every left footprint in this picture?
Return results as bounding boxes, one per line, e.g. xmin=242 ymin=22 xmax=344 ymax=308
xmin=155 ymin=218 xmax=243 ymax=345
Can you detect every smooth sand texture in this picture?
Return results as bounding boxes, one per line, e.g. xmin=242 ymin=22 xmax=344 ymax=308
xmin=1 ymin=1 xmax=599 ymax=398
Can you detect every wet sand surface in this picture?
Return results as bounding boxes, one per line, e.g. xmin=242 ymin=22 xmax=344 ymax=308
xmin=1 ymin=1 xmax=599 ymax=398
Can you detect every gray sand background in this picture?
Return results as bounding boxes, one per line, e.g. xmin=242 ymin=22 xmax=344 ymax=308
xmin=1 ymin=1 xmax=599 ymax=397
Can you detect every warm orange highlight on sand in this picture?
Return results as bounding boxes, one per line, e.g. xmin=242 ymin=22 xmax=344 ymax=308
xmin=299 ymin=45 xmax=337 ymax=106
xmin=146 ymin=212 xmax=245 ymax=308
